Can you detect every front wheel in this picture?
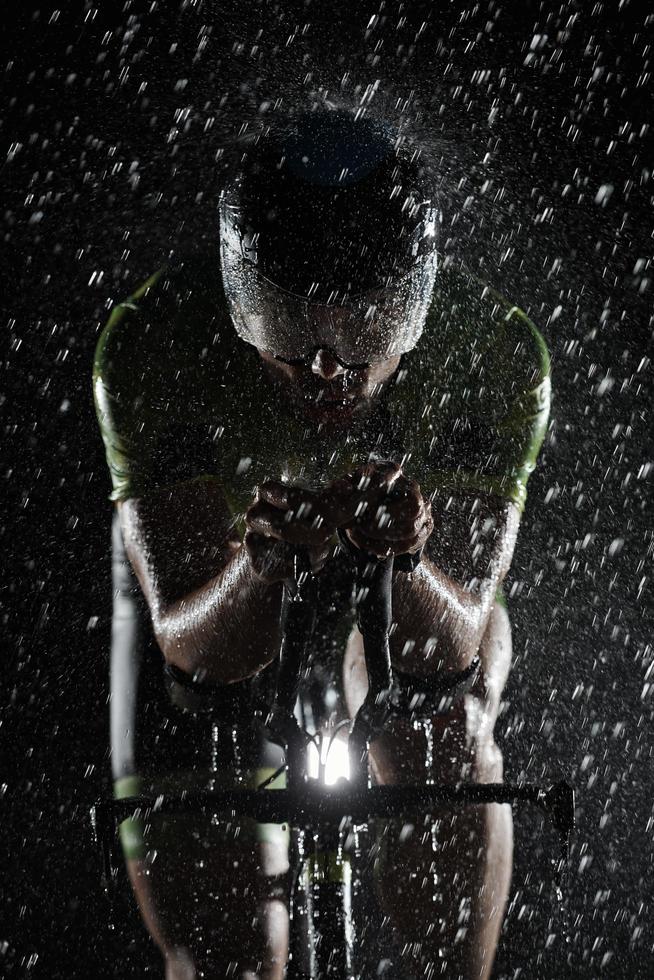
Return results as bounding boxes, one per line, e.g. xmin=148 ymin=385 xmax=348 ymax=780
xmin=307 ymin=825 xmax=354 ymax=978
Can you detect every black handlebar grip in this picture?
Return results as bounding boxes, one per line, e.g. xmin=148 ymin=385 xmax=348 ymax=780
xmin=355 ymin=555 xmax=394 ymax=705
xmin=266 ymin=550 xmax=317 ymax=785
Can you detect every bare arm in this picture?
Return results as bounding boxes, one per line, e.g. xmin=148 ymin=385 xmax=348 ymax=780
xmin=335 ymin=464 xmax=520 ymax=678
xmin=119 ymin=479 xmax=284 ymax=685
xmin=389 ymin=492 xmax=520 ymax=676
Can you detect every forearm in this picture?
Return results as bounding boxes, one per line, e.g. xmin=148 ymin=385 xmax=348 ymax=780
xmin=153 ymin=545 xmax=283 ymax=684
xmin=390 ymin=559 xmax=499 ymax=676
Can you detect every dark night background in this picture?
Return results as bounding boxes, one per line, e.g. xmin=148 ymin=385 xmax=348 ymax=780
xmin=2 ymin=1 xmax=653 ymax=977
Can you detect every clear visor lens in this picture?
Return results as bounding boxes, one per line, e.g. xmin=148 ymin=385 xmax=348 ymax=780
xmin=220 ymin=239 xmax=437 ymax=364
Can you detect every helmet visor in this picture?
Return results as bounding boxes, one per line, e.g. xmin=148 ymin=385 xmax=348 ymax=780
xmin=220 ymin=234 xmax=438 ymax=365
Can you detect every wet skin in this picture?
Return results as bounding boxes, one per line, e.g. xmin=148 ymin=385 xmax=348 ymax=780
xmin=118 ymin=346 xmax=519 ymax=978
xmin=257 ymin=346 xmax=401 ymax=427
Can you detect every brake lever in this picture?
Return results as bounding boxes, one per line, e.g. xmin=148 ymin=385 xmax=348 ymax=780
xmin=337 ymin=530 xmax=422 ymax=787
xmin=266 ymin=549 xmax=317 ymax=790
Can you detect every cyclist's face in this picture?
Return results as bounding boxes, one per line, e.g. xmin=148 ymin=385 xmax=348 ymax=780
xmin=258 ymin=347 xmax=401 ymax=426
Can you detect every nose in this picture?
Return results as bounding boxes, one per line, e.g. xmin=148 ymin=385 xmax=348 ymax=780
xmin=311 ymin=349 xmax=347 ymax=380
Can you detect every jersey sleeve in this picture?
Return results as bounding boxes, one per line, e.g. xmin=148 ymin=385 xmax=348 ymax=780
xmin=485 ymin=305 xmax=551 ymax=509
xmin=93 ymin=262 xmax=259 ymax=507
xmin=405 ymin=274 xmax=551 ymax=512
xmin=436 ymin=304 xmax=550 ymax=511
xmin=93 ymin=269 xmax=201 ymax=502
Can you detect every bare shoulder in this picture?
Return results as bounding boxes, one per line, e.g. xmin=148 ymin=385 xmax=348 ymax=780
xmin=425 ymin=491 xmax=520 ymax=592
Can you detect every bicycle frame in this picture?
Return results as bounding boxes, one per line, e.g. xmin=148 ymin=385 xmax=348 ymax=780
xmin=91 ymin=545 xmax=575 ymax=977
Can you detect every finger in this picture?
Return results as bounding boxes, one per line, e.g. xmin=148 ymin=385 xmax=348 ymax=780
xmin=257 ymin=480 xmax=291 ymax=509
xmin=244 ymin=530 xmax=277 ymax=571
xmin=246 ymin=500 xmax=286 ymax=538
xmin=320 ymin=474 xmax=358 ymax=523
xmin=243 ymin=531 xmax=295 ymax=562
xmin=354 ymin=460 xmax=402 ymax=493
xmin=308 ymin=540 xmax=333 ymax=575
xmin=247 ymin=508 xmax=334 ymax=548
xmin=344 ymin=466 xmax=409 ymax=525
xmin=385 ymin=474 xmax=424 ymax=502
xmin=249 ymin=496 xmax=324 ymax=530
xmin=381 ymin=493 xmax=425 ymax=524
xmin=244 ymin=530 xmax=281 ymax=560
xmin=350 ymin=520 xmax=425 ymax=544
xmin=258 ymin=482 xmax=326 ymax=527
xmin=365 ymin=460 xmax=402 ymax=479
xmin=344 ymin=527 xmax=393 ymax=558
xmin=346 ymin=527 xmax=425 ymax=558
xmin=245 ymin=530 xmax=298 ymax=577
xmin=346 ymin=501 xmax=428 ymax=541
xmin=248 ymin=519 xmax=332 ymax=547
xmin=325 ymin=473 xmax=355 ymax=498
xmin=348 ymin=508 xmax=433 ymax=548
xmin=258 ymin=480 xmax=318 ymax=508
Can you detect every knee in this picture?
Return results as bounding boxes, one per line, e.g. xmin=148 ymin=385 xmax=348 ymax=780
xmin=164 ymin=947 xmax=196 ymax=980
xmin=460 ymin=686 xmax=504 ymax=783
xmin=471 ymin=735 xmax=504 ymax=783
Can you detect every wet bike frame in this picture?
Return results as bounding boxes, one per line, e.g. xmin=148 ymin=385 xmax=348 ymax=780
xmin=91 ymin=544 xmax=575 ymax=978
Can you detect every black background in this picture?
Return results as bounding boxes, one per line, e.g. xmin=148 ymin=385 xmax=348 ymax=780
xmin=3 ymin=1 xmax=653 ymax=976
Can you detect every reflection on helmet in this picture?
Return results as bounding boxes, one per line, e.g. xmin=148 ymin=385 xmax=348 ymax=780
xmin=221 ymin=234 xmax=438 ymax=364
xmin=219 ymin=108 xmax=439 ymax=362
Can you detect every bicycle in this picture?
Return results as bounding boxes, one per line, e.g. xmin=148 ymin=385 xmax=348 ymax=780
xmin=92 ymin=538 xmax=575 ymax=978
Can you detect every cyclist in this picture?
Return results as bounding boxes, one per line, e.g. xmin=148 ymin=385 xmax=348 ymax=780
xmin=94 ymin=108 xmax=550 ymax=979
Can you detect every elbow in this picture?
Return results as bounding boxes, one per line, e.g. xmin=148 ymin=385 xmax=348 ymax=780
xmin=152 ymin=619 xmax=182 ymax=664
xmin=152 ymin=615 xmax=221 ymax=682
xmin=398 ymin=593 xmax=488 ymax=674
xmin=457 ymin=574 xmax=504 ymax=653
xmin=150 ymin=602 xmax=278 ymax=686
xmin=150 ymin=602 xmax=209 ymax=678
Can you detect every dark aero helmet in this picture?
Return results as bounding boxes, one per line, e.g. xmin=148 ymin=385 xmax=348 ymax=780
xmin=219 ymin=109 xmax=438 ymax=365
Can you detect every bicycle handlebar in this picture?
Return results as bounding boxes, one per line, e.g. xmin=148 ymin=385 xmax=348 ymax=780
xmin=92 ymin=781 xmax=574 ymax=834
xmin=91 ymin=780 xmax=575 ymax=895
xmin=347 ymin=549 xmax=396 ymax=788
xmin=265 ymin=531 xmax=405 ymax=789
xmin=91 ymin=529 xmax=576 ymax=905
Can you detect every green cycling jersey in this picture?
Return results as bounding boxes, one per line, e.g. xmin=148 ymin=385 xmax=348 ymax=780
xmin=93 ymin=256 xmax=550 ymax=521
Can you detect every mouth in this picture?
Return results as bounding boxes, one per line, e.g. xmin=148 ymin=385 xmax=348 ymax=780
xmin=304 ymin=390 xmax=360 ymax=424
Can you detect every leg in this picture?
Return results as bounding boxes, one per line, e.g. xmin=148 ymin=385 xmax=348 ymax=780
xmin=343 ymin=600 xmax=513 ymax=980
xmin=117 ymin=767 xmax=290 ymax=980
xmin=110 ymin=510 xmax=289 ymax=978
